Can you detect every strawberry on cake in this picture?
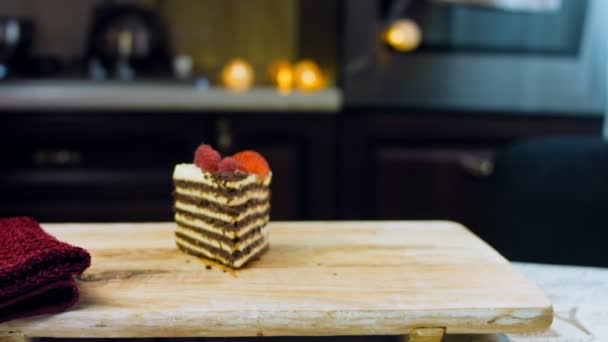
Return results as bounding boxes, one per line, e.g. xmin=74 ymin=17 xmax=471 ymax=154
xmin=172 ymin=144 xmax=271 ymax=269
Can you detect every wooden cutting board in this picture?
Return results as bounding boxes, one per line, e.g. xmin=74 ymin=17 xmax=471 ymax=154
xmin=2 ymin=221 xmax=552 ymax=338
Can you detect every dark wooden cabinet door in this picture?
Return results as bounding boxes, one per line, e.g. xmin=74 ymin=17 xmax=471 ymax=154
xmin=373 ymin=146 xmax=494 ymax=228
xmin=0 ymin=113 xmax=213 ymax=222
xmin=211 ymin=114 xmax=335 ymax=220
xmin=337 ymin=113 xmax=602 ymax=231
xmin=0 ymin=112 xmax=335 ymax=222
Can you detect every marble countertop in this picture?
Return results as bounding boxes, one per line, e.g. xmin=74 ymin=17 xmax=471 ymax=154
xmin=444 ymin=262 xmax=608 ymax=342
xmin=0 ymin=81 xmax=342 ymax=112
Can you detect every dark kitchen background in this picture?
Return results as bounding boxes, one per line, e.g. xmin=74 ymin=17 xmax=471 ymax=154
xmin=0 ymin=0 xmax=607 ymax=267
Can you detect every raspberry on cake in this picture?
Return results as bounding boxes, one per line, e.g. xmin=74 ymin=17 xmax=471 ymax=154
xmin=172 ymin=145 xmax=271 ymax=269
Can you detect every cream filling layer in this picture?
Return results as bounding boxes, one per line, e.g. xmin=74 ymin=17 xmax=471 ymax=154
xmin=175 ymin=201 xmax=270 ymax=223
xmin=173 ymin=164 xmax=272 ymax=189
xmin=175 ymin=224 xmax=268 ymax=253
xmin=174 ymin=212 xmax=269 ymax=239
xmin=176 ymin=237 xmax=269 ymax=268
xmin=174 ymin=187 xmax=270 ymax=206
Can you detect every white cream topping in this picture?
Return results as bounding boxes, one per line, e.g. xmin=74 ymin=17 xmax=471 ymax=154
xmin=176 ymin=237 xmax=269 ymax=268
xmin=174 ymin=212 xmax=269 ymax=239
xmin=173 ymin=163 xmax=272 ymax=189
xmin=175 ymin=201 xmax=270 ymax=223
xmin=174 ymin=187 xmax=270 ymax=206
xmin=175 ymin=225 xmax=268 ymax=253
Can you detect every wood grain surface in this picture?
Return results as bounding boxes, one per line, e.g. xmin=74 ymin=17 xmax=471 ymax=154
xmin=1 ymin=221 xmax=552 ymax=337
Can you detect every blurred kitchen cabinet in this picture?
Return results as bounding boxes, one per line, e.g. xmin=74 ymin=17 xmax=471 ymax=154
xmin=0 ymin=113 xmax=212 ymax=222
xmin=210 ymin=115 xmax=335 ymax=220
xmin=366 ymin=146 xmax=494 ymax=229
xmin=0 ymin=113 xmax=335 ymax=222
xmin=338 ymin=145 xmax=494 ymax=229
xmin=336 ymin=113 xmax=602 ymax=231
xmin=1 ymin=110 xmax=600 ymax=224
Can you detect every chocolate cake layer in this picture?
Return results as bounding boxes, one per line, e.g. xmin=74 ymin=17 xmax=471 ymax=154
xmin=175 ymin=219 xmax=264 ymax=244
xmin=175 ymin=231 xmax=266 ymax=260
xmin=174 ymin=212 xmax=268 ymax=239
xmin=174 ymin=180 xmax=269 ymax=200
xmin=175 ymin=224 xmax=266 ymax=253
xmin=173 ymin=207 xmax=270 ymax=230
xmin=176 ymin=239 xmax=269 ymax=269
xmin=173 ymin=193 xmax=269 ymax=216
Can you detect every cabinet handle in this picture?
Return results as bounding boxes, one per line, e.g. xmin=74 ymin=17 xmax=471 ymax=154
xmin=33 ymin=149 xmax=82 ymax=167
xmin=216 ymin=118 xmax=233 ymax=153
xmin=459 ymin=155 xmax=494 ymax=177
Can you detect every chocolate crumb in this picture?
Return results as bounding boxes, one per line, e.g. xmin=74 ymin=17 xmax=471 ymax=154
xmin=333 ymin=273 xmax=337 ymax=276
xmin=205 ymin=265 xmax=212 ymax=270
xmin=185 ymin=260 xmax=191 ymax=264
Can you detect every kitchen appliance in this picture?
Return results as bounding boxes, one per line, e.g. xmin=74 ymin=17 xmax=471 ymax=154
xmin=0 ymin=18 xmax=33 ymax=79
xmin=436 ymin=0 xmax=562 ymax=12
xmin=86 ymin=4 xmax=171 ymax=78
xmin=343 ymin=0 xmax=606 ymax=115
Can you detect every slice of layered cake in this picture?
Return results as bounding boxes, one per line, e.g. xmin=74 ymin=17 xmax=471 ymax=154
xmin=173 ymin=144 xmax=271 ymax=269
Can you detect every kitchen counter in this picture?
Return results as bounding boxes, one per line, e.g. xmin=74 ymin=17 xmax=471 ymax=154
xmin=0 ymin=81 xmax=342 ymax=112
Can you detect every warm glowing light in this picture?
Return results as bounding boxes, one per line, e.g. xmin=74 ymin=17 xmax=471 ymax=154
xmin=383 ymin=19 xmax=421 ymax=52
xmin=269 ymin=60 xmax=290 ymax=80
xmin=276 ymin=67 xmax=293 ymax=94
xmin=221 ymin=58 xmax=254 ymax=92
xmin=293 ymin=60 xmax=325 ymax=92
xmin=269 ymin=60 xmax=293 ymax=94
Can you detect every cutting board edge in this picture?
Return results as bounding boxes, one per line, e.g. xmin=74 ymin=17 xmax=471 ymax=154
xmin=4 ymin=304 xmax=554 ymax=338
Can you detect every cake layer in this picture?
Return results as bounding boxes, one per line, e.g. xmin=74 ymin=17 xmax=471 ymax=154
xmin=174 ymin=184 xmax=270 ymax=206
xmin=175 ymin=233 xmax=269 ymax=268
xmin=175 ymin=223 xmax=267 ymax=253
xmin=176 ymin=230 xmax=266 ymax=260
xmin=174 ymin=200 xmax=270 ymax=224
xmin=173 ymin=164 xmax=271 ymax=190
xmin=174 ymin=211 xmax=269 ymax=238
xmin=176 ymin=239 xmax=269 ymax=269
xmin=173 ymin=193 xmax=269 ymax=216
xmin=174 ymin=180 xmax=269 ymax=203
xmin=175 ymin=218 xmax=265 ymax=244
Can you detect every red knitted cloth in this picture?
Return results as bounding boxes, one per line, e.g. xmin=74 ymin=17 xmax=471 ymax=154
xmin=0 ymin=217 xmax=91 ymax=323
